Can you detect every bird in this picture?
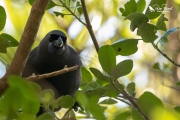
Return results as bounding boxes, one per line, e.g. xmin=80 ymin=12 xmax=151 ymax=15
xmin=22 ymin=30 xmax=82 ymax=99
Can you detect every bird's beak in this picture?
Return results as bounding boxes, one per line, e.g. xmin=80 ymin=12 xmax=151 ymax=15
xmin=52 ymin=36 xmax=63 ymax=48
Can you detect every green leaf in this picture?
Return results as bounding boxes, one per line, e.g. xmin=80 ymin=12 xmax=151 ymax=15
xmin=82 ymin=81 xmax=102 ymax=92
xmin=99 ymin=98 xmax=117 ymax=105
xmin=110 ymin=59 xmax=133 ymax=80
xmin=119 ymin=0 xmax=137 ymax=16
xmin=53 ymin=12 xmax=65 ymax=18
xmin=37 ymin=113 xmax=54 ymax=120
xmin=103 ymin=84 xmax=120 ymax=97
xmin=145 ymin=0 xmax=167 ymax=19
xmin=75 ymin=91 xmax=88 ymax=107
xmin=0 ymin=6 xmax=6 ymax=31
xmin=138 ymin=91 xmax=164 ymax=117
xmin=81 ymin=67 xmax=92 ymax=83
xmin=0 ymin=76 xmax=40 ymax=117
xmin=0 ymin=33 xmax=19 ymax=47
xmin=174 ymin=106 xmax=180 ymax=114
xmin=153 ymin=62 xmax=162 ymax=71
xmin=113 ymin=110 xmax=131 ymax=120
xmin=126 ymin=82 xmax=135 ymax=95
xmin=40 ymin=89 xmax=55 ymax=107
xmin=112 ymin=39 xmax=139 ymax=56
xmin=89 ymin=67 xmax=110 ymax=84
xmin=125 ymin=13 xmax=149 ymax=31
xmin=76 ymin=1 xmax=83 ymax=14
xmin=156 ymin=14 xmax=168 ymax=31
xmin=137 ymin=23 xmax=158 ymax=43
xmin=136 ymin=0 xmax=146 ymax=12
xmin=29 ymin=0 xmax=56 ymax=9
xmin=0 ymin=37 xmax=9 ymax=53
xmin=98 ymin=45 xmax=116 ymax=74
xmin=132 ymin=108 xmax=144 ymax=120
xmin=58 ymin=95 xmax=75 ymax=108
xmin=176 ymin=81 xmax=180 ymax=87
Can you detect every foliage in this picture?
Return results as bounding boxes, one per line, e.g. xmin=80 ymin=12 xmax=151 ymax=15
xmin=0 ymin=0 xmax=180 ymax=120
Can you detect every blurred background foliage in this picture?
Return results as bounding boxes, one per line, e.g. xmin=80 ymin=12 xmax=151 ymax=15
xmin=0 ymin=0 xmax=180 ymax=119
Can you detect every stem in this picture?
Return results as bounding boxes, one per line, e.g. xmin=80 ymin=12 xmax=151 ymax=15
xmin=58 ymin=1 xmax=86 ymax=26
xmin=0 ymin=0 xmax=50 ymax=94
xmin=62 ymin=107 xmax=73 ymax=119
xmin=26 ymin=65 xmax=78 ymax=81
xmin=151 ymin=42 xmax=180 ymax=67
xmin=111 ymin=79 xmax=149 ymax=120
xmin=80 ymin=0 xmax=100 ymax=52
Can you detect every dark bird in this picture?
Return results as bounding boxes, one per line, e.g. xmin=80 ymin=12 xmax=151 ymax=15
xmin=22 ymin=30 xmax=82 ymax=99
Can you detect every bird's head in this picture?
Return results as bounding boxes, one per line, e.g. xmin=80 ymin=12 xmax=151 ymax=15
xmin=46 ymin=30 xmax=68 ymax=55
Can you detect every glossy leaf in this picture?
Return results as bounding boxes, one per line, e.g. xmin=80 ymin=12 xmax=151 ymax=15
xmin=145 ymin=0 xmax=167 ymax=19
xmin=0 ymin=37 xmax=9 ymax=53
xmin=40 ymin=89 xmax=55 ymax=106
xmin=119 ymin=0 xmax=137 ymax=16
xmin=89 ymin=67 xmax=110 ymax=84
xmin=0 ymin=33 xmax=19 ymax=47
xmin=0 ymin=76 xmax=40 ymax=117
xmin=110 ymin=60 xmax=133 ymax=80
xmin=138 ymin=92 xmax=163 ymax=117
xmin=132 ymin=108 xmax=144 ymax=120
xmin=126 ymin=82 xmax=135 ymax=95
xmin=112 ymin=39 xmax=139 ymax=56
xmin=137 ymin=0 xmax=146 ymax=12
xmin=99 ymin=98 xmax=117 ymax=105
xmin=113 ymin=110 xmax=131 ymax=120
xmin=156 ymin=14 xmax=168 ymax=31
xmin=137 ymin=23 xmax=158 ymax=43
xmin=98 ymin=45 xmax=116 ymax=74
xmin=125 ymin=13 xmax=149 ymax=31
xmin=58 ymin=95 xmax=75 ymax=108
xmin=0 ymin=5 xmax=6 ymax=31
xmin=81 ymin=67 xmax=92 ymax=83
xmin=37 ymin=113 xmax=54 ymax=120
xmin=103 ymin=84 xmax=120 ymax=97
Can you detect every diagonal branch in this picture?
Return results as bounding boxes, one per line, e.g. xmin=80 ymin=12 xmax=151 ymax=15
xmin=0 ymin=0 xmax=50 ymax=94
xmin=26 ymin=65 xmax=78 ymax=81
xmin=80 ymin=0 xmax=100 ymax=52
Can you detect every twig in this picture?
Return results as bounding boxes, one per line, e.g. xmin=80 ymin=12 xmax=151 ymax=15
xmin=0 ymin=0 xmax=50 ymax=94
xmin=80 ymin=0 xmax=100 ymax=52
xmin=26 ymin=65 xmax=79 ymax=81
xmin=62 ymin=107 xmax=73 ymax=119
xmin=58 ymin=0 xmax=86 ymax=26
xmin=111 ymin=79 xmax=149 ymax=120
xmin=116 ymin=97 xmax=134 ymax=107
xmin=151 ymin=42 xmax=180 ymax=67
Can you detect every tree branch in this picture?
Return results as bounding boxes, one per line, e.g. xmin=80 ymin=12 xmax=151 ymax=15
xmin=26 ymin=65 xmax=78 ymax=81
xmin=0 ymin=0 xmax=50 ymax=94
xmin=151 ymin=42 xmax=180 ymax=67
xmin=80 ymin=0 xmax=100 ymax=52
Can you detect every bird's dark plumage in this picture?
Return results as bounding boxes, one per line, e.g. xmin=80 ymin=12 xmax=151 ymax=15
xmin=22 ymin=30 xmax=82 ymax=98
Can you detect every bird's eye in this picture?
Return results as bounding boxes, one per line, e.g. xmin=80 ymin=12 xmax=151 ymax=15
xmin=61 ymin=36 xmax=67 ymax=43
xmin=49 ymin=34 xmax=60 ymax=42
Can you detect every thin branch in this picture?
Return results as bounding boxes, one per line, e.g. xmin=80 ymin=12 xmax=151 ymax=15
xmin=58 ymin=1 xmax=86 ymax=26
xmin=62 ymin=107 xmax=73 ymax=119
xmin=151 ymin=42 xmax=180 ymax=67
xmin=116 ymin=97 xmax=134 ymax=107
xmin=26 ymin=65 xmax=78 ymax=81
xmin=80 ymin=0 xmax=100 ymax=52
xmin=111 ymin=79 xmax=149 ymax=120
xmin=0 ymin=0 xmax=50 ymax=94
